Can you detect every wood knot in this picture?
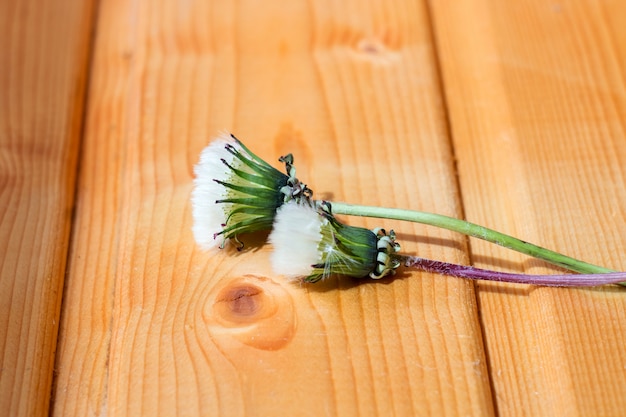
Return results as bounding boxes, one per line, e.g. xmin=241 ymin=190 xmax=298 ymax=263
xmin=216 ymin=285 xmax=263 ymax=318
xmin=205 ymin=275 xmax=296 ymax=350
xmin=357 ymin=38 xmax=386 ymax=55
xmin=352 ymin=36 xmax=400 ymax=64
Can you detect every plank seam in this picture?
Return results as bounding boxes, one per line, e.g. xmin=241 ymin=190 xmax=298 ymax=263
xmin=49 ymin=0 xmax=103 ymax=414
xmin=422 ymin=1 xmax=500 ymax=416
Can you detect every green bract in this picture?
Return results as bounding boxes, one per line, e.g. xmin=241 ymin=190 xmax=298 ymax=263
xmin=308 ymin=204 xmax=400 ymax=282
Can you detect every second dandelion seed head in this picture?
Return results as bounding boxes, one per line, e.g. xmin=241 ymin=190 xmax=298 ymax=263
xmin=269 ymin=201 xmax=401 ymax=283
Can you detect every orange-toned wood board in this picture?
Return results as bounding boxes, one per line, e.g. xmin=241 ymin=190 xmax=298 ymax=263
xmin=0 ymin=1 xmax=95 ymax=416
xmin=430 ymin=0 xmax=626 ymax=415
xmin=3 ymin=0 xmax=625 ymax=416
xmin=52 ymin=0 xmax=494 ymax=416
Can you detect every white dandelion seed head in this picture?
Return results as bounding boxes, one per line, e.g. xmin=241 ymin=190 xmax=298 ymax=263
xmin=269 ymin=201 xmax=325 ymax=279
xmin=191 ymin=133 xmax=239 ymax=250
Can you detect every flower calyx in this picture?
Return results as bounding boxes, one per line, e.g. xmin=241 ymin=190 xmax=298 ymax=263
xmin=278 ymin=153 xmax=313 ymax=204
xmin=370 ymin=228 xmax=401 ymax=279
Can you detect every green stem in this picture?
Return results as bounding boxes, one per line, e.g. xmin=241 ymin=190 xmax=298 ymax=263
xmin=329 ymin=202 xmax=623 ymax=284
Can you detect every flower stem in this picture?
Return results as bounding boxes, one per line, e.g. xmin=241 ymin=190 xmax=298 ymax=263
xmin=401 ymin=256 xmax=626 ymax=287
xmin=329 ymin=202 xmax=624 ymax=285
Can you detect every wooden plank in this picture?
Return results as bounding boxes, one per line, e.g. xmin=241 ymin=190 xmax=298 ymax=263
xmin=429 ymin=0 xmax=626 ymax=415
xmin=53 ymin=0 xmax=494 ymax=415
xmin=0 ymin=0 xmax=95 ymax=416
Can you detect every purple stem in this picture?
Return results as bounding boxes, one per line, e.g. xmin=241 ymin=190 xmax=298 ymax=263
xmin=401 ymin=256 xmax=626 ymax=287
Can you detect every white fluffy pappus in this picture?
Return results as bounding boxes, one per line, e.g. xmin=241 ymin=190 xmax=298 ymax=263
xmin=191 ymin=133 xmax=237 ymax=249
xmin=269 ymin=201 xmax=324 ymax=279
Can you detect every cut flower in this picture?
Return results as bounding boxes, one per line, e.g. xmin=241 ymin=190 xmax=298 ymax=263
xmin=269 ymin=201 xmax=626 ymax=287
xmin=192 ymin=133 xmax=311 ymax=249
xmin=192 ymin=134 xmax=625 ymax=288
xmin=269 ymin=201 xmax=401 ymax=282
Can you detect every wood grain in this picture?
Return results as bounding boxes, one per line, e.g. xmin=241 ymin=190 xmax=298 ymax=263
xmin=430 ymin=0 xmax=626 ymax=415
xmin=0 ymin=0 xmax=95 ymax=416
xmin=52 ymin=0 xmax=493 ymax=415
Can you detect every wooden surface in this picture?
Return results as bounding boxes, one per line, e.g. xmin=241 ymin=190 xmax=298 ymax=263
xmin=1 ymin=0 xmax=625 ymax=416
xmin=430 ymin=1 xmax=626 ymax=415
xmin=0 ymin=0 xmax=95 ymax=416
